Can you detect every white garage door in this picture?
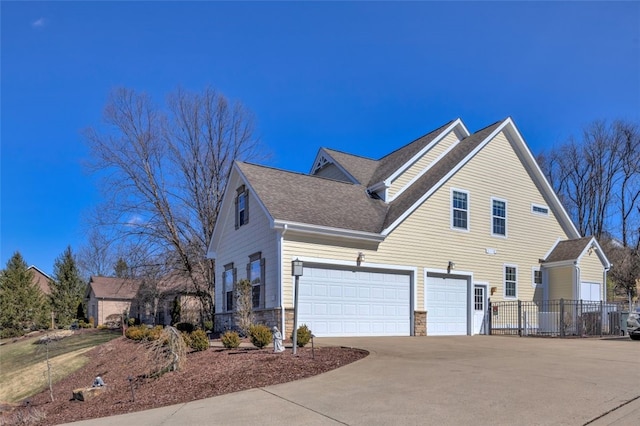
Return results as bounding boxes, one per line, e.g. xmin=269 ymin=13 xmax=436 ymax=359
xmin=425 ymin=274 xmax=468 ymax=336
xmin=298 ymin=266 xmax=411 ymax=337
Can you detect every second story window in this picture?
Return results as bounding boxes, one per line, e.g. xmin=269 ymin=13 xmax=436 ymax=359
xmin=235 ymin=185 xmax=249 ymax=229
xmin=492 ymin=198 xmax=507 ymax=237
xmin=452 ymin=190 xmax=469 ymax=230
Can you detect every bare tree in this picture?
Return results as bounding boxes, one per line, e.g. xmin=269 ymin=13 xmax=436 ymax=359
xmin=84 ymin=87 xmax=264 ymax=325
xmin=615 ymin=121 xmax=640 ymax=249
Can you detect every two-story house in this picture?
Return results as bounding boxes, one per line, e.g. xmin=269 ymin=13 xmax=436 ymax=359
xmin=207 ymin=118 xmax=610 ymax=337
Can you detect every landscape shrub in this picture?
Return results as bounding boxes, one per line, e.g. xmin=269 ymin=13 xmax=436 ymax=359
xmin=221 ymin=330 xmax=241 ymax=349
xmin=104 ymin=314 xmax=122 ymax=329
xmin=292 ymin=324 xmax=312 ymax=347
xmin=249 ymin=324 xmax=272 ymax=349
xmin=124 ymin=325 xmax=163 ymax=341
xmin=189 ymin=329 xmax=209 ymax=351
xmin=125 ymin=325 xmax=147 ymax=341
xmin=175 ymin=322 xmax=195 ymax=333
xmin=203 ymin=320 xmax=213 ymax=331
xmin=0 ymin=327 xmax=24 ymax=339
xmin=88 ymin=316 xmax=95 ymax=328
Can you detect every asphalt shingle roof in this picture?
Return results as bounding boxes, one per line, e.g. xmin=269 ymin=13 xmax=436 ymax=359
xmin=321 ymin=148 xmax=379 ymax=185
xmin=238 ymin=119 xmax=506 ymax=234
xmin=88 ymin=276 xmax=141 ymax=299
xmin=543 ymin=237 xmax=593 ymax=263
xmin=237 ymin=162 xmax=388 ymax=233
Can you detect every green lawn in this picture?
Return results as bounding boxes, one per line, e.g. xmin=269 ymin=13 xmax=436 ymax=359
xmin=0 ymin=330 xmax=121 ymax=402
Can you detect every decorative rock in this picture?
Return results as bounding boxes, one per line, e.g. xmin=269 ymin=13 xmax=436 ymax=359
xmin=72 ymin=386 xmax=107 ymax=401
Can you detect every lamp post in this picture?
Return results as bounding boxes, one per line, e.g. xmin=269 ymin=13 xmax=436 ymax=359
xmin=291 ymin=258 xmax=304 ymax=355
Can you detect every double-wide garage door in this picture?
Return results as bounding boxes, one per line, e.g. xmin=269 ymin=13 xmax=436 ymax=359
xmin=298 ymin=266 xmax=411 ymax=337
xmin=425 ymin=274 xmax=469 ymax=336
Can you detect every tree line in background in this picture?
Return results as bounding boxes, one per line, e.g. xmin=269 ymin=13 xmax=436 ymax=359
xmin=538 ymin=119 xmax=640 ymax=301
xmin=0 ymin=248 xmax=85 ymax=338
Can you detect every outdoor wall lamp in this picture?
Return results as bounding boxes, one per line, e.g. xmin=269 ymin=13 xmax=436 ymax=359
xmin=357 ymin=252 xmax=365 ymax=267
xmin=447 ymin=261 xmax=455 ymax=273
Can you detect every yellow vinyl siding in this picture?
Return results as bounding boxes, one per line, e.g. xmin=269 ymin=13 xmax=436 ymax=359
xmin=281 ymin=130 xmax=574 ymax=309
xmin=388 ymin=132 xmax=460 ymax=199
xmin=548 ymin=266 xmax=574 ymax=300
xmin=579 ymin=250 xmax=605 ymax=299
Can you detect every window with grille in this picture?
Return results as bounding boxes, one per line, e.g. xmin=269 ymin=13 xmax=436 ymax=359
xmin=452 ymin=190 xmax=469 ymax=230
xmin=492 ymin=198 xmax=506 ymax=236
xmin=504 ymin=266 xmax=517 ymax=298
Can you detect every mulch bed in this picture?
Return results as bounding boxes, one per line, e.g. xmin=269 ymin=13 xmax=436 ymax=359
xmin=4 ymin=337 xmax=367 ymax=425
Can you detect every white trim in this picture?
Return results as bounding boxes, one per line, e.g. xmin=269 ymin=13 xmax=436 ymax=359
xmin=531 ymin=266 xmax=542 ymax=288
xmin=389 ymin=139 xmax=461 ymax=202
xmin=273 ymin=220 xmax=385 ymax=243
xmin=503 ymin=264 xmax=518 ymax=299
xmin=473 ymin=282 xmax=489 ymax=335
xmin=310 ymin=148 xmax=360 ymax=184
xmin=450 ymin=188 xmax=470 ymax=232
xmin=531 ymin=203 xmax=549 ymax=216
xmin=383 ymin=119 xmax=469 ymax=188
xmin=501 ymin=118 xmax=580 ymax=238
xmin=381 ymin=118 xmax=582 ymax=238
xmin=382 ymin=120 xmax=507 ymax=235
xmin=490 ymin=197 xmax=508 ymax=238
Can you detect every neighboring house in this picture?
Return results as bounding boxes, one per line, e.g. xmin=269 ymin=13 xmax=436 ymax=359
xmin=28 ymin=265 xmax=51 ymax=296
xmin=86 ymin=276 xmax=141 ymax=326
xmin=208 ymin=117 xmax=611 ymax=337
xmin=86 ymin=273 xmax=203 ymax=327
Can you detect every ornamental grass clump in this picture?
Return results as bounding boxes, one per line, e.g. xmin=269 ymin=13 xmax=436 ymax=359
xmin=249 ymin=324 xmax=272 ymax=349
xmin=221 ymin=330 xmax=241 ymax=349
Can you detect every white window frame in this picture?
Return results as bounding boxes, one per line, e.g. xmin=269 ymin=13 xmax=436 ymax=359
xmin=450 ymin=188 xmax=470 ymax=231
xmin=491 ymin=197 xmax=507 ymax=238
xmin=223 ymin=263 xmax=234 ymax=312
xmin=504 ymin=264 xmax=518 ymax=299
xmin=531 ymin=266 xmax=542 ymax=288
xmin=531 ymin=203 xmax=549 ymax=216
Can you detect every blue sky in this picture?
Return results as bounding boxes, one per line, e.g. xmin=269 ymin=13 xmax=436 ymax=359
xmin=2 ymin=1 xmax=639 ymax=275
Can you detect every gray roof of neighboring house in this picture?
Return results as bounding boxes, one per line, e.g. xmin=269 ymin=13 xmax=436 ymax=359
xmin=238 ymin=119 xmax=505 ymax=234
xmin=88 ymin=276 xmax=141 ymax=300
xmin=543 ymin=237 xmax=594 ymax=263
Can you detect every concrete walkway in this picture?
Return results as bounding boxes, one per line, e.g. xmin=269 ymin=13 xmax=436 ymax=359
xmin=66 ymin=336 xmax=639 ymax=425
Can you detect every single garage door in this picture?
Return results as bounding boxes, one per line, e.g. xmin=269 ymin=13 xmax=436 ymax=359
xmin=425 ymin=274 xmax=468 ymax=336
xmin=298 ymin=266 xmax=411 ymax=337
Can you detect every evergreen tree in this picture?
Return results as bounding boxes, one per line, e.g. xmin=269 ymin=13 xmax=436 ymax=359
xmin=114 ymin=257 xmax=129 ymax=278
xmin=49 ymin=246 xmax=86 ymax=327
xmin=0 ymin=252 xmax=49 ymax=337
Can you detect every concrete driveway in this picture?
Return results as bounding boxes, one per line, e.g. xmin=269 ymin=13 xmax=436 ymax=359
xmin=68 ymin=336 xmax=639 ymax=425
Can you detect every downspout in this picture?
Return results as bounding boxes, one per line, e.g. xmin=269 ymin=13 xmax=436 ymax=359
xmin=603 ymin=265 xmax=610 ymax=303
xmin=575 ymin=263 xmax=581 ymax=300
xmin=278 ymin=224 xmax=288 ymax=335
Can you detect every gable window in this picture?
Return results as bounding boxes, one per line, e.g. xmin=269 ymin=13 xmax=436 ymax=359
xmin=504 ymin=265 xmax=517 ymax=298
xmin=223 ymin=263 xmax=236 ymax=311
xmin=532 ymin=267 xmax=542 ymax=288
xmin=235 ymin=185 xmax=249 ymax=229
xmin=247 ymin=252 xmax=265 ymax=309
xmin=451 ymin=190 xmax=469 ymax=230
xmin=492 ymin=198 xmax=507 ymax=237
xmin=531 ymin=204 xmax=549 ymax=216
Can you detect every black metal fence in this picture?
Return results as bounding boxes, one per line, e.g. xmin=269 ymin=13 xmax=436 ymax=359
xmin=488 ymin=299 xmax=628 ymax=337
